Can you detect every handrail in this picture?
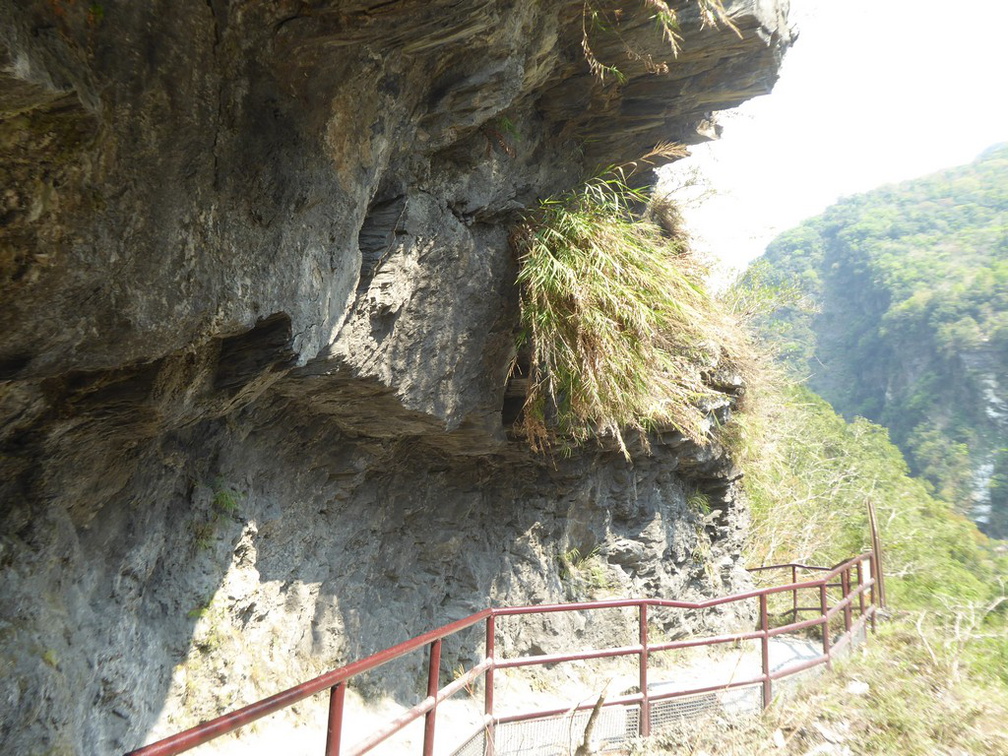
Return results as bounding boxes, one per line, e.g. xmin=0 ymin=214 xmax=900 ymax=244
xmin=126 ymin=551 xmax=880 ymax=756
xmin=126 ymin=610 xmax=491 ymax=756
xmin=748 ymin=562 xmax=832 ymax=572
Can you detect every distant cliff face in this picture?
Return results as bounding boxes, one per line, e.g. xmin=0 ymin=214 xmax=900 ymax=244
xmin=756 ymin=144 xmax=1008 ymax=537
xmin=0 ymin=2 xmax=791 ymax=753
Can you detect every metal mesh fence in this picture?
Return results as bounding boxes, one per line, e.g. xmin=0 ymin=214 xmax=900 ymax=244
xmin=449 ymin=626 xmax=875 ymax=756
xmin=851 ymin=621 xmax=868 ymax=647
xmin=449 ymin=621 xmax=877 ymax=756
xmin=451 ymin=728 xmax=487 ymax=756
xmin=772 ymin=665 xmax=822 ymax=701
xmin=485 ymin=706 xmax=635 ymax=755
xmin=649 ymin=691 xmax=720 ymax=730
xmin=716 ymin=683 xmax=764 ymax=718
xmin=446 ymin=566 xmax=877 ymax=756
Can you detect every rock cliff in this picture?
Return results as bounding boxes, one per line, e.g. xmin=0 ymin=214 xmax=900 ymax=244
xmin=0 ymin=1 xmax=791 ymax=753
xmin=756 ymin=144 xmax=1008 ymax=537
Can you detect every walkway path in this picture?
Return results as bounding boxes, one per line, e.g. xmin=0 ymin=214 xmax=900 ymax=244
xmin=481 ymin=635 xmax=824 ymax=756
xmin=174 ymin=634 xmax=825 ymax=756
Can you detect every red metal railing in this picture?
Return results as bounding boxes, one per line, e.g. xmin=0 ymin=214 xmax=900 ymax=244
xmin=126 ymin=550 xmax=881 ymax=756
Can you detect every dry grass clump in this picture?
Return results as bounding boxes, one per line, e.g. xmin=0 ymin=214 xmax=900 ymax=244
xmin=512 ymin=169 xmax=752 ymax=455
xmin=582 ymin=1 xmax=739 ymax=83
xmin=628 ymin=616 xmax=1008 ymax=755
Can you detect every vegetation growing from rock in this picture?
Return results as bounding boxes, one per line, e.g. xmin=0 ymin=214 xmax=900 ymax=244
xmin=659 ymin=250 xmax=1008 ymax=752
xmin=512 ymin=168 xmax=749 ymax=454
xmin=746 ymin=143 xmax=1008 ymax=535
xmin=735 ymin=381 xmax=1004 ymax=614
xmin=634 ymin=620 xmax=1008 ymax=754
xmin=581 ymin=0 xmax=737 ymax=82
xmin=661 ymin=345 xmax=1008 ymax=753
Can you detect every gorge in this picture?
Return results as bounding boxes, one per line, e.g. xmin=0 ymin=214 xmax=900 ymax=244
xmin=755 ymin=144 xmax=1008 ymax=537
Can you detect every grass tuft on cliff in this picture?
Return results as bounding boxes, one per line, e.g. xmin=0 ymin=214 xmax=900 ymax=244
xmin=582 ymin=0 xmax=738 ymax=82
xmin=512 ymin=170 xmax=748 ymax=454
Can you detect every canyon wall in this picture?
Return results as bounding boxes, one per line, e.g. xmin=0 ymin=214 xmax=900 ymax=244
xmin=757 ymin=144 xmax=1008 ymax=536
xmin=0 ymin=1 xmax=791 ymax=753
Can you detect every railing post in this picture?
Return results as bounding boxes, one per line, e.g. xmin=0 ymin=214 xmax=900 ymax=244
xmin=867 ymin=499 xmax=886 ymax=609
xmin=639 ymin=602 xmax=650 ymax=737
xmin=819 ymin=582 xmax=831 ymax=668
xmin=868 ymin=553 xmax=876 ymax=607
xmin=423 ymin=639 xmax=442 ymax=756
xmin=759 ymin=593 xmax=771 ymax=709
xmin=324 ymin=681 xmax=346 ymax=756
xmin=868 ymin=553 xmax=878 ymax=633
xmin=484 ymin=615 xmax=495 ymax=756
xmin=791 ymin=564 xmax=798 ymax=620
xmin=841 ymin=568 xmax=852 ymax=634
xmin=856 ymin=560 xmax=866 ymax=618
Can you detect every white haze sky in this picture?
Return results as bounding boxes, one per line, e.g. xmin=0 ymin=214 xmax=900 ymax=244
xmin=667 ymin=0 xmax=1008 ymax=276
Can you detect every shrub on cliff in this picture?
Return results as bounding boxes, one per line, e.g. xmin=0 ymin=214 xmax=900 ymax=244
xmin=582 ymin=0 xmax=738 ymax=83
xmin=512 ymin=169 xmax=747 ymax=454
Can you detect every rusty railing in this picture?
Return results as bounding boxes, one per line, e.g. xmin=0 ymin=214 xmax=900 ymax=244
xmin=126 ymin=549 xmax=881 ymax=756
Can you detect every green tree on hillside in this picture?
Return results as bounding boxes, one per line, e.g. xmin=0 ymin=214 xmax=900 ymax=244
xmin=748 ymin=143 xmax=1008 ymax=537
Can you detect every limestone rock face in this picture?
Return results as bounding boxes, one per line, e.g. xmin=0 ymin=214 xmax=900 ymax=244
xmin=0 ymin=1 xmax=791 ymax=753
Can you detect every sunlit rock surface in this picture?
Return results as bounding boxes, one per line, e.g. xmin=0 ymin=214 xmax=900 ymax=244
xmin=0 ymin=1 xmax=791 ymax=752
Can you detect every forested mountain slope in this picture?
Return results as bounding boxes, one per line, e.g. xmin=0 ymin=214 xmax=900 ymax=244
xmin=645 ymin=380 xmax=1008 ymax=755
xmin=754 ymin=144 xmax=1008 ymax=536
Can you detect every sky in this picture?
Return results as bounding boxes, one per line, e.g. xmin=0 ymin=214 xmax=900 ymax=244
xmin=666 ymin=0 xmax=1008 ymax=275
